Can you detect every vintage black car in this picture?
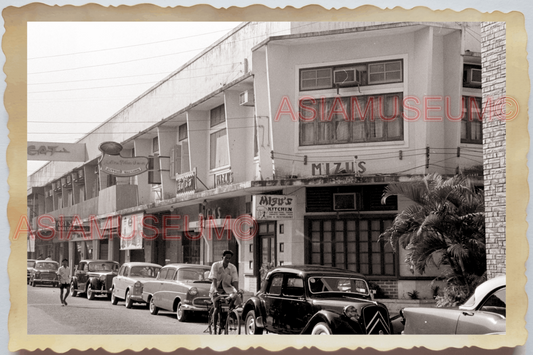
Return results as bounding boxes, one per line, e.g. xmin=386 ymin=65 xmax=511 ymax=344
xmin=398 ymin=275 xmax=506 ymax=334
xmin=243 ymin=265 xmax=393 ymax=335
xmin=70 ymin=259 xmax=119 ymax=300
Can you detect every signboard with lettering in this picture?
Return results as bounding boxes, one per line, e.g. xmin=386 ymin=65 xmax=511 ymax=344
xmin=214 ymin=171 xmax=234 ymax=188
xmin=99 ymin=141 xmax=150 ymax=177
xmin=120 ymin=212 xmax=144 ymax=250
xmin=27 ymin=142 xmax=87 ymax=162
xmin=176 ymin=168 xmax=197 ymax=195
xmin=311 ymin=161 xmax=366 ymax=176
xmin=252 ymin=195 xmax=296 ymax=220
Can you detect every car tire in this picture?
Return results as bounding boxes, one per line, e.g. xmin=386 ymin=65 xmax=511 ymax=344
xmin=87 ymin=283 xmax=95 ymax=300
xmin=176 ymin=302 xmax=189 ymax=322
xmin=311 ymin=322 xmax=332 ymax=335
xmin=125 ymin=290 xmax=133 ymax=309
xmin=149 ymin=297 xmax=159 ymax=315
xmin=111 ymin=290 xmax=119 ymax=305
xmin=245 ymin=310 xmax=263 ymax=335
xmin=70 ymin=282 xmax=77 ymax=297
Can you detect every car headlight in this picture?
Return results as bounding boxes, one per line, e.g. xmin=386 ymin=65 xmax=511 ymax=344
xmin=100 ymin=275 xmax=106 ymax=281
xmin=344 ymin=305 xmax=359 ymax=319
xmin=134 ymin=281 xmax=142 ymax=288
xmin=188 ymin=287 xmax=198 ymax=296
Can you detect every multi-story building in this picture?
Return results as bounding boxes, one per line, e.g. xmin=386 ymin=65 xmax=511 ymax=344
xmin=27 ymin=22 xmax=483 ymax=299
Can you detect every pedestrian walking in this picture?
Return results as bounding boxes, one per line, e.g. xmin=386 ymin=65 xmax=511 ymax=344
xmin=57 ymin=259 xmax=70 ymax=306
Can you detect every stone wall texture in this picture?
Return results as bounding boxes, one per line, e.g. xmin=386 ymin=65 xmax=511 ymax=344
xmin=481 ymin=22 xmax=506 ymax=278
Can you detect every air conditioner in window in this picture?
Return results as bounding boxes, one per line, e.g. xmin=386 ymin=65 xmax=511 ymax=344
xmin=333 ymin=68 xmax=361 ymax=87
xmin=465 ymin=68 xmax=482 ymax=88
xmin=333 ymin=193 xmax=359 ymax=211
xmin=239 ymin=90 xmax=255 ymax=106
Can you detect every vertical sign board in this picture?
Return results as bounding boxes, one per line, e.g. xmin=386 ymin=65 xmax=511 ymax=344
xmin=120 ymin=212 xmax=144 ymax=250
xmin=252 ymin=195 xmax=296 ymax=220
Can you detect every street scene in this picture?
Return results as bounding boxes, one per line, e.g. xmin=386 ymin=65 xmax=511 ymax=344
xmin=24 ymin=20 xmax=507 ymax=338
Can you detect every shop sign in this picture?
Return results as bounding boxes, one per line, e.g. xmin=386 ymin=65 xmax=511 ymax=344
xmin=176 ymin=168 xmax=197 ymax=195
xmin=27 ymin=141 xmax=87 ymax=162
xmin=120 ymin=212 xmax=144 ymax=250
xmin=99 ymin=141 xmax=149 ymax=177
xmin=311 ymin=161 xmax=367 ymax=176
xmin=214 ymin=171 xmax=233 ymax=188
xmin=252 ymin=195 xmax=296 ymax=220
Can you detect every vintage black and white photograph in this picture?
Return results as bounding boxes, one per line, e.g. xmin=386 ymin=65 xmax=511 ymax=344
xmin=10 ymin=6 xmax=527 ymax=353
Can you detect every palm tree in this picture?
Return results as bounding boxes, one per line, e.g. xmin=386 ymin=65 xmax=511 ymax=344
xmin=379 ymin=173 xmax=486 ymax=306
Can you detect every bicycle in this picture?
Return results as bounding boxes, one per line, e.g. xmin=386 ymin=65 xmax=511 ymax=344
xmin=204 ymin=291 xmax=243 ymax=335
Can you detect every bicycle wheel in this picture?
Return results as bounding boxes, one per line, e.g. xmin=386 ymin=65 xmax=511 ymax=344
xmin=225 ymin=310 xmax=241 ymax=335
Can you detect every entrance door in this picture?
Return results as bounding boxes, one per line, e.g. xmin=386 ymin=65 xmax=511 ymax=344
xmin=255 ymin=222 xmax=276 ymax=290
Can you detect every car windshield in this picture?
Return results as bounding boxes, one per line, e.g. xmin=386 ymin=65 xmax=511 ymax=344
xmin=130 ymin=266 xmax=161 ymax=278
xmin=27 ymin=261 xmax=36 ymax=268
xmin=308 ymin=276 xmax=370 ymax=295
xmin=89 ymin=262 xmax=118 ymax=272
xmin=176 ymin=268 xmax=210 ymax=282
xmin=35 ymin=262 xmax=58 ymax=270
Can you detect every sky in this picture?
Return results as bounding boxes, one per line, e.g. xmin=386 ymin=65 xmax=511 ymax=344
xmin=27 ymin=21 xmax=242 ymax=176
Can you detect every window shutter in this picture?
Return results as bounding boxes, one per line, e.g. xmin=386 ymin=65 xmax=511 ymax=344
xmin=169 ymin=145 xmax=182 ymax=179
xmin=148 ymin=156 xmax=161 ymax=185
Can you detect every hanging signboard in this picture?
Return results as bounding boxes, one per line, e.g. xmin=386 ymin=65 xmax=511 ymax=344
xmin=214 ymin=171 xmax=233 ymax=188
xmin=99 ymin=141 xmax=150 ymax=177
xmin=252 ymin=195 xmax=296 ymax=220
xmin=120 ymin=212 xmax=144 ymax=250
xmin=176 ymin=168 xmax=197 ymax=195
xmin=27 ymin=142 xmax=87 ymax=162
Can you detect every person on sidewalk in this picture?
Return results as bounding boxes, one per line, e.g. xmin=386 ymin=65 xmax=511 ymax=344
xmin=57 ymin=259 xmax=71 ymax=306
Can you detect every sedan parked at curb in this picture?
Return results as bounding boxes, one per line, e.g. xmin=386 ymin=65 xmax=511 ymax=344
xmin=70 ymin=260 xmax=119 ymax=300
xmin=28 ymin=260 xmax=59 ymax=287
xmin=27 ymin=259 xmax=36 ymax=284
xmin=243 ymin=265 xmax=393 ymax=335
xmin=142 ymin=264 xmax=212 ymax=322
xmin=398 ymin=275 xmax=506 ymax=335
xmin=111 ymin=262 xmax=162 ymax=308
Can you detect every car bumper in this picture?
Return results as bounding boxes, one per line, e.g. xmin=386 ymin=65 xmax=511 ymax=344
xmin=130 ymin=295 xmax=145 ymax=303
xmin=181 ymin=303 xmax=209 ymax=312
xmin=34 ymin=279 xmax=58 ymax=284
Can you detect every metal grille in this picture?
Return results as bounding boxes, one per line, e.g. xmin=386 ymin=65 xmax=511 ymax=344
xmin=362 ymin=305 xmax=391 ymax=334
xmin=193 ymin=297 xmax=210 ymax=308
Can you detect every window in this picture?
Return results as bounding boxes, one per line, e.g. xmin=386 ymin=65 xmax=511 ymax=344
xmin=210 ymin=129 xmax=229 ymax=169
xmin=307 ymin=218 xmax=395 ymax=276
xmin=158 ymin=268 xmax=169 ymax=280
xmin=267 ymin=274 xmax=283 ymax=295
xmin=300 ymin=93 xmax=403 ymax=146
xmin=283 ymin=277 xmax=304 ymax=297
xmin=461 ymin=96 xmax=482 ymax=144
xmin=179 ymin=123 xmax=188 ymax=141
xmin=210 ymin=105 xmax=225 ymax=127
xmin=152 ymin=136 xmax=159 ymax=154
xmin=300 ymin=67 xmax=333 ymax=90
xmin=480 ymin=287 xmax=506 ymax=317
xmin=300 ymin=60 xmax=403 ymax=91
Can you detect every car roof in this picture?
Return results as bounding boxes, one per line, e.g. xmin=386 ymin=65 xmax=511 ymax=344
xmin=269 ymin=265 xmax=366 ymax=278
xmin=80 ymin=259 xmax=119 ymax=263
xmin=162 ymin=263 xmax=210 ymax=269
xmin=35 ymin=260 xmax=58 ymax=263
xmin=460 ymin=275 xmax=506 ymax=310
xmin=122 ymin=262 xmax=162 ymax=267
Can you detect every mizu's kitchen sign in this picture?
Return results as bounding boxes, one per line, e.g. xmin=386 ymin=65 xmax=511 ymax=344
xmin=252 ymin=195 xmax=296 ymax=220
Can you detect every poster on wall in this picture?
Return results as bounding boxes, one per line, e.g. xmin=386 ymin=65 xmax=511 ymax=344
xmin=252 ymin=195 xmax=296 ymax=220
xmin=120 ymin=212 xmax=144 ymax=250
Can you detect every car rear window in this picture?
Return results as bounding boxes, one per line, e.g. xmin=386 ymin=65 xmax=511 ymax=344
xmin=36 ymin=262 xmax=58 ymax=270
xmin=267 ymin=274 xmax=283 ymax=295
xmin=131 ymin=266 xmax=161 ymax=278
xmin=308 ymin=276 xmax=369 ymax=295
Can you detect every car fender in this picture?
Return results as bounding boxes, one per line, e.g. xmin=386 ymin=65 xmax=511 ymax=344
xmin=172 ymin=296 xmax=183 ymax=312
xmin=243 ymin=297 xmax=266 ymax=327
xmin=88 ymin=277 xmax=100 ymax=289
xmin=300 ymin=309 xmax=361 ymax=334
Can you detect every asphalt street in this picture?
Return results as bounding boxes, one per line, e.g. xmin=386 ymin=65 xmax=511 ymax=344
xmin=27 ymin=284 xmax=217 ymax=334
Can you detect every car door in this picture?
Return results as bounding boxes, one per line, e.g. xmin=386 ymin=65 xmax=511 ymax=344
xmin=280 ymin=275 xmax=312 ymax=334
xmin=76 ymin=262 xmax=88 ymax=292
xmin=152 ymin=268 xmax=169 ymax=309
xmin=115 ymin=265 xmax=127 ymax=298
xmin=263 ymin=273 xmax=284 ymax=333
xmin=456 ymin=287 xmax=506 ymax=334
xmin=159 ymin=268 xmax=178 ymax=311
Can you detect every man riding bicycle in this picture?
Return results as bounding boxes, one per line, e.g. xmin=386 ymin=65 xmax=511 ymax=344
xmin=208 ymin=250 xmax=242 ymax=309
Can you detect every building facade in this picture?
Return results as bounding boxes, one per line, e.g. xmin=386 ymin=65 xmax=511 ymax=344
xmin=27 ymin=22 xmax=484 ymax=299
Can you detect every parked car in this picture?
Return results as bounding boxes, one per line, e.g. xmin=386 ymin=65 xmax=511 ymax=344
xmin=398 ymin=275 xmax=506 ymax=334
xmin=111 ymin=262 xmax=162 ymax=308
xmin=28 ymin=260 xmax=59 ymax=287
xmin=27 ymin=259 xmax=36 ymax=284
xmin=70 ymin=259 xmax=119 ymax=300
xmin=243 ymin=265 xmax=393 ymax=335
xmin=142 ymin=264 xmax=212 ymax=322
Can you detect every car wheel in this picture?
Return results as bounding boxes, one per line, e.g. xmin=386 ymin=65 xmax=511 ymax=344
xmin=87 ymin=283 xmax=95 ymax=300
xmin=311 ymin=322 xmax=332 ymax=335
xmin=149 ymin=298 xmax=159 ymax=315
xmin=245 ymin=310 xmax=263 ymax=335
xmin=111 ymin=289 xmax=119 ymax=305
xmin=125 ymin=291 xmax=133 ymax=309
xmin=176 ymin=302 xmax=189 ymax=322
xmin=225 ymin=311 xmax=241 ymax=335
xmin=69 ymin=283 xmax=77 ymax=297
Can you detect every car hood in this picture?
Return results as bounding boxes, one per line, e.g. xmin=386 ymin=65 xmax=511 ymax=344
xmin=178 ymin=280 xmax=212 ymax=289
xmin=129 ymin=276 xmax=160 ymax=283
xmin=87 ymin=271 xmax=117 ymax=277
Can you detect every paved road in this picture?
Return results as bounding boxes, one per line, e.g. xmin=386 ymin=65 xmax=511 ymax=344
xmin=27 ymin=284 xmax=217 ymax=334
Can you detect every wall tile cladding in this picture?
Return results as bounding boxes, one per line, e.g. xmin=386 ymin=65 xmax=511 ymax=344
xmin=372 ymin=280 xmax=398 ymax=299
xmin=481 ymin=22 xmax=506 ymax=279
